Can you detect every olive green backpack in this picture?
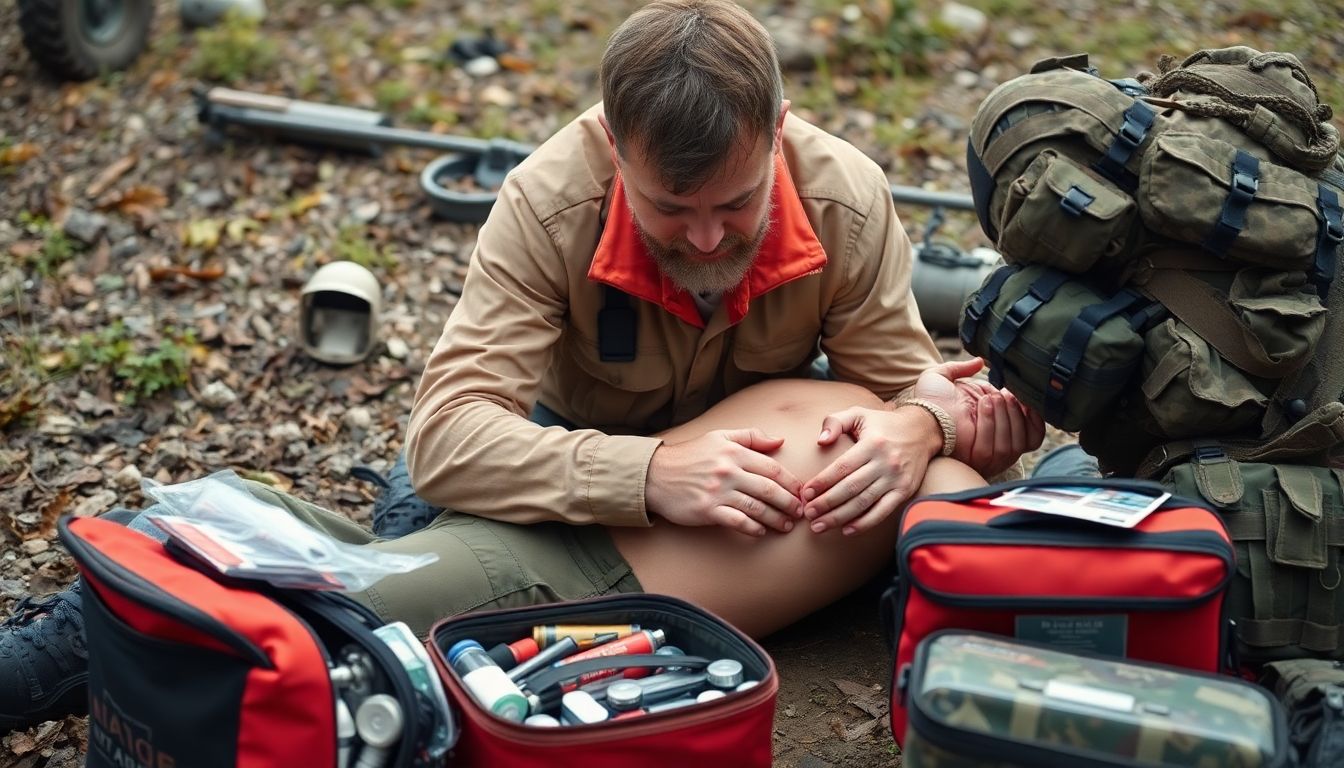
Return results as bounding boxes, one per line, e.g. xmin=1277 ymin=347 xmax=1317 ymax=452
xmin=961 ymin=46 xmax=1344 ymax=476
xmin=961 ymin=47 xmax=1344 ymax=665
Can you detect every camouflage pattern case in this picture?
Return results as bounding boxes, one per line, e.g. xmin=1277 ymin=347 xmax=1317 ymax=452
xmin=902 ymin=632 xmax=1288 ymax=767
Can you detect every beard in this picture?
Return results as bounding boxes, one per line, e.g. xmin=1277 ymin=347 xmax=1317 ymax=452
xmin=635 ymin=203 xmax=774 ymax=295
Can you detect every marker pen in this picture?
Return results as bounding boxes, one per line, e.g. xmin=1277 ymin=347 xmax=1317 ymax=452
xmin=534 ymin=623 xmax=641 ymax=649
xmin=551 ymin=629 xmax=666 ymax=691
xmin=487 ymin=636 xmax=540 ymax=668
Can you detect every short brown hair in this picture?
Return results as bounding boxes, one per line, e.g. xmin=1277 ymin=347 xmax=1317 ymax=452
xmin=600 ymin=0 xmax=782 ymax=194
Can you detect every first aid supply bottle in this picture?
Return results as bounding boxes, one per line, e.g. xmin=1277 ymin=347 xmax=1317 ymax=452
xmin=447 ymin=640 xmax=530 ymax=722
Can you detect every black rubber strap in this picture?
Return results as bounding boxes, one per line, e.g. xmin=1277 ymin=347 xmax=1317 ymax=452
xmin=1043 ymin=289 xmax=1147 ymax=424
xmin=960 ymin=265 xmax=1018 ymax=348
xmin=1203 ymin=149 xmax=1260 ymax=257
xmin=966 ymin=137 xmax=999 ymax=242
xmin=598 ymin=285 xmax=637 ymax=362
xmin=986 ymin=270 xmax=1070 ymax=388
xmin=1313 ymin=183 xmax=1343 ymax=300
xmin=1092 ymin=100 xmax=1156 ymax=187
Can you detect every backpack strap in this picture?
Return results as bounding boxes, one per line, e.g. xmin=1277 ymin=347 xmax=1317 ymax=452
xmin=1135 ymin=264 xmax=1306 ymax=380
xmin=1043 ymin=289 xmax=1149 ymax=425
xmin=1314 ymin=183 xmax=1344 ymax=299
xmin=959 ymin=264 xmax=1018 ymax=348
xmin=1137 ymin=402 xmax=1344 ymax=478
xmin=1203 ymin=149 xmax=1261 ymax=257
xmin=1093 ymin=100 xmax=1158 ymax=188
xmin=986 ymin=269 xmax=1069 ymax=388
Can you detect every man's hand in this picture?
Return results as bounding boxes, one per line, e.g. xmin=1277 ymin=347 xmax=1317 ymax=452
xmin=913 ymin=357 xmax=1046 ymax=477
xmin=645 ymin=429 xmax=805 ymax=536
xmin=799 ymin=406 xmax=941 ymax=536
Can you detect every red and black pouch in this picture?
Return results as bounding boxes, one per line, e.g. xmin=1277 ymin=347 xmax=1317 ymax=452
xmin=881 ymin=478 xmax=1236 ymax=746
xmin=58 ymin=515 xmax=441 ymax=768
xmin=428 ymin=593 xmax=777 ymax=768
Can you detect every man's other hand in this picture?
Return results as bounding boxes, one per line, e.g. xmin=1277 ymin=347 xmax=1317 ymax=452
xmin=914 ymin=357 xmax=1046 ymax=477
xmin=799 ymin=406 xmax=940 ymax=536
xmin=645 ymin=429 xmax=805 ymax=536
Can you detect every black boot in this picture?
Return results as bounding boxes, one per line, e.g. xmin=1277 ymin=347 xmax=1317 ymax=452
xmin=0 ymin=582 xmax=88 ymax=731
xmin=353 ymin=454 xmax=444 ymax=539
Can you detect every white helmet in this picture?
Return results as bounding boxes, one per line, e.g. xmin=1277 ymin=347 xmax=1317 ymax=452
xmin=299 ymin=261 xmax=381 ymax=365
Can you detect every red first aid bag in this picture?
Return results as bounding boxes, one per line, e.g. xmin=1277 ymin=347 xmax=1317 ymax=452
xmin=429 ymin=594 xmax=777 ymax=768
xmin=883 ymin=478 xmax=1235 ymax=746
xmin=58 ymin=515 xmax=446 ymax=768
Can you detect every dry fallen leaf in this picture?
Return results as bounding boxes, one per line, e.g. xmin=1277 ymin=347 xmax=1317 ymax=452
xmin=149 ymin=265 xmax=227 ymax=282
xmin=185 ymin=218 xmax=224 ymax=250
xmin=86 ymin=153 xmax=138 ymax=199
xmin=0 ymin=142 xmax=41 ymax=166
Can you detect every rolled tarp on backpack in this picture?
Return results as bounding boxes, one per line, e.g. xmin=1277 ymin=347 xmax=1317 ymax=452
xmin=960 ymin=264 xmax=1158 ymax=432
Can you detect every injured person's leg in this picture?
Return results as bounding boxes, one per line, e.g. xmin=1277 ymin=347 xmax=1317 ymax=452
xmin=608 ymin=378 xmax=985 ymax=639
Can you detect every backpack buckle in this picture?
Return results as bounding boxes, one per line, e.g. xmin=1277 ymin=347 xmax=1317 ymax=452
xmin=1059 ymin=186 xmax=1096 ymax=217
xmin=1048 ymin=360 xmax=1074 ymax=392
xmin=1193 ymin=444 xmax=1228 ymax=463
xmin=1231 ymin=169 xmax=1259 ymax=197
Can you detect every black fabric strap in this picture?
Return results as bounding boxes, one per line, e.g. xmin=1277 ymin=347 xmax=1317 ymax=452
xmin=1092 ymin=100 xmax=1156 ymax=187
xmin=1313 ymin=183 xmax=1343 ymax=300
xmin=986 ymin=270 xmax=1070 ymax=388
xmin=966 ymin=137 xmax=1000 ymax=242
xmin=598 ymin=285 xmax=637 ymax=362
xmin=1043 ymin=289 xmax=1147 ymax=424
xmin=1203 ymin=149 xmax=1261 ymax=257
xmin=960 ymin=264 xmax=1018 ymax=348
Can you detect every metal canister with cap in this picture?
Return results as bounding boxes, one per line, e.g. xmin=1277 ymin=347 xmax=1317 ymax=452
xmin=706 ymin=659 xmax=745 ymax=690
xmin=604 ymin=681 xmax=645 ymax=713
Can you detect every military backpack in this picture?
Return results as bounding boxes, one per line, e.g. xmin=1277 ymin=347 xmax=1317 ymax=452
xmin=960 ymin=47 xmax=1344 ymax=666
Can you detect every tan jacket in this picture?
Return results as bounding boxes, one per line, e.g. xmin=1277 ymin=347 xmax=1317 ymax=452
xmin=406 ymin=106 xmax=941 ymax=526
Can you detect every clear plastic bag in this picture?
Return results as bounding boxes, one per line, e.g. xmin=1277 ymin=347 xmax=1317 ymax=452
xmin=140 ymin=470 xmax=438 ymax=591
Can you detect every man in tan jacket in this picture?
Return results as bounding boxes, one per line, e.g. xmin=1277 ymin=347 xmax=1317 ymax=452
xmin=0 ymin=0 xmax=1044 ymax=735
xmin=400 ymin=0 xmax=1042 ymax=634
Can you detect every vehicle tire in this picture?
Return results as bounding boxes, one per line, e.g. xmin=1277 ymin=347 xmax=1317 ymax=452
xmin=17 ymin=0 xmax=155 ymax=81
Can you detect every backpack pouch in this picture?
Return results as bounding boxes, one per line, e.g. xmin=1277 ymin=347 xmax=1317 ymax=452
xmin=1161 ymin=457 xmax=1344 ymax=664
xmin=1140 ymin=318 xmax=1268 ymax=440
xmin=961 ymin=265 xmax=1148 ymax=432
xmin=997 ymin=149 xmax=1139 ymax=273
xmin=1139 ymin=132 xmax=1323 ymax=267
xmin=1227 ymin=268 xmax=1329 ymax=368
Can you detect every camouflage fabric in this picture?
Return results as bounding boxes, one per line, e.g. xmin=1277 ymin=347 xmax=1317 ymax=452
xmin=903 ymin=632 xmax=1284 ymax=767
xmin=964 ymin=46 xmax=1344 ymax=476
xmin=1161 ymin=458 xmax=1344 ymax=664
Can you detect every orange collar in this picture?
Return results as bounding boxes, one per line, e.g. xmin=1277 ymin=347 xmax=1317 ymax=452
xmin=587 ymin=154 xmax=827 ymax=328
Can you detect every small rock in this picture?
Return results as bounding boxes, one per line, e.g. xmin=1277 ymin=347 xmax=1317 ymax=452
xmin=95 ymin=273 xmax=127 ymax=292
xmin=352 ymin=201 xmax=382 ymax=223
xmin=0 ymin=579 xmax=26 ymax=599
xmin=940 ymin=2 xmax=988 ymax=38
xmin=1006 ymin=28 xmax=1036 ymax=48
xmin=193 ymin=189 xmax=227 ymax=210
xmin=953 ymin=70 xmax=980 ymax=89
xmin=39 ymin=414 xmax=79 ymax=436
xmin=197 ymin=380 xmax=239 ymax=409
xmin=429 ymin=237 xmax=457 ymax=255
xmin=124 ymin=114 xmax=147 ymax=139
xmin=479 ymin=85 xmax=516 ymax=108
xmin=113 ymin=464 xmax=142 ymax=490
xmin=783 ymin=705 xmax=797 ymax=717
xmin=268 ymin=422 xmax=304 ymax=442
xmin=325 ymin=454 xmax=355 ymax=476
xmin=110 ymin=236 xmax=141 ymax=261
xmin=343 ymin=406 xmax=373 ymax=431
xmin=841 ymin=4 xmax=862 ymax=23
xmin=63 ymin=209 xmax=108 ymax=245
xmin=74 ymin=490 xmax=119 ymax=518
xmin=463 ymin=56 xmax=500 ymax=77
xmin=251 ymin=313 xmax=275 ymax=341
xmin=20 ymin=539 xmax=49 ymax=556
xmin=385 ymin=337 xmax=410 ymax=359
